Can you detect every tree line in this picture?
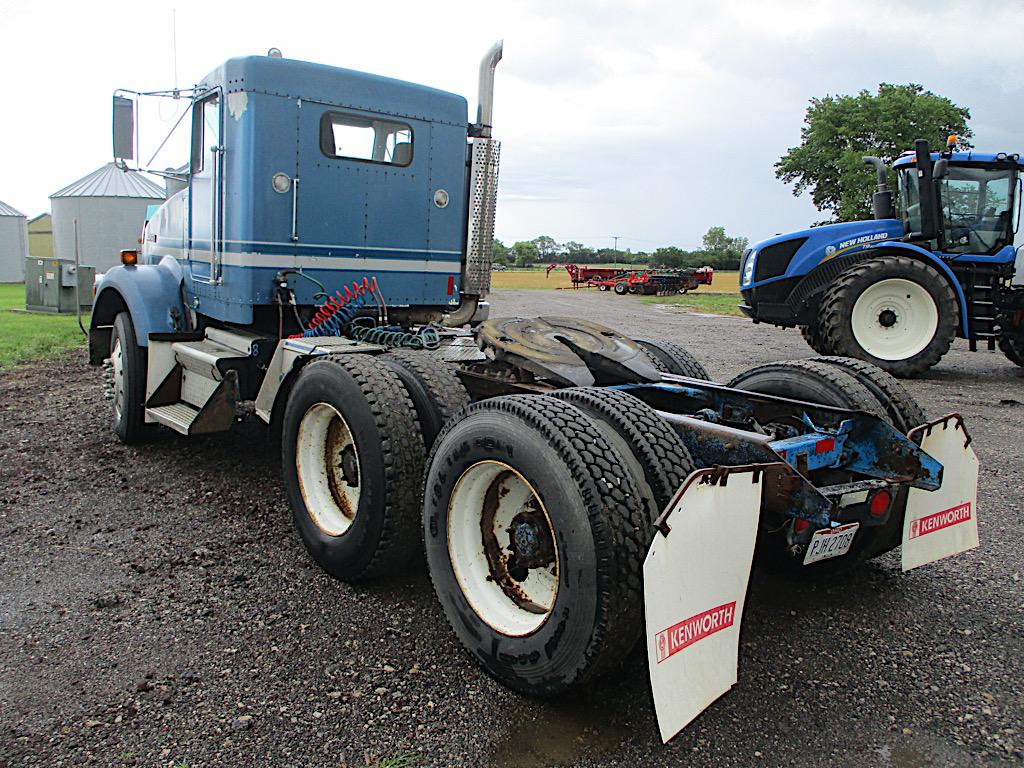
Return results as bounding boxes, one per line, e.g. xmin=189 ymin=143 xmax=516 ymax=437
xmin=493 ymin=226 xmax=749 ymax=271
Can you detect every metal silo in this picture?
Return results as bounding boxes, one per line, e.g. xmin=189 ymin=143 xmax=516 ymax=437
xmin=0 ymin=199 xmax=29 ymax=283
xmin=50 ymin=163 xmax=165 ymax=274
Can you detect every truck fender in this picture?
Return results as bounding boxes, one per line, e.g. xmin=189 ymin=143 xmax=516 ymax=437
xmin=853 ymin=243 xmax=971 ymax=336
xmin=88 ymin=255 xmax=186 ymax=364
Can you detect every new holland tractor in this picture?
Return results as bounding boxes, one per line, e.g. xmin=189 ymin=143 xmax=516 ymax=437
xmin=90 ymin=45 xmax=981 ymax=742
xmin=740 ymin=138 xmax=1024 ymax=376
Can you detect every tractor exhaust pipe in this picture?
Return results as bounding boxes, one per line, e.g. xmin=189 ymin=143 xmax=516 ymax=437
xmin=863 ymin=156 xmax=895 ymax=220
xmin=475 ymin=40 xmax=503 ymax=138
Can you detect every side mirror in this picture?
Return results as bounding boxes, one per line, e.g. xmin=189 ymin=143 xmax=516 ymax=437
xmin=933 ymin=158 xmax=949 ymax=181
xmin=113 ymin=95 xmax=135 ymax=161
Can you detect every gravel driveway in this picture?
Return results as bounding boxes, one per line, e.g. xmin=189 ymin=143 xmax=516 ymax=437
xmin=1 ymin=290 xmax=1021 ymax=767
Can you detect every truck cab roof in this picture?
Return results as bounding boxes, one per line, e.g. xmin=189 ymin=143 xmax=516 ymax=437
xmin=199 ymin=55 xmax=469 ymax=127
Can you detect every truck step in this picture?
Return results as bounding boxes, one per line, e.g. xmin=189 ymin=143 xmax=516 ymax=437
xmin=146 ymin=403 xmax=201 ymax=434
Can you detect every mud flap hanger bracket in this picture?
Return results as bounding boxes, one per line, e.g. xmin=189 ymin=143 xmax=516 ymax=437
xmin=654 ymin=462 xmax=834 ymax=536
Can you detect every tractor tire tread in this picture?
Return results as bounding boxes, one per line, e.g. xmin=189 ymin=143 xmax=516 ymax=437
xmin=818 ymin=255 xmax=957 ymax=377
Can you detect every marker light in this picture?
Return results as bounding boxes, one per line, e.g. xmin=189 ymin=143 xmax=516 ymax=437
xmin=869 ymin=489 xmax=892 ymax=517
xmin=120 ymin=249 xmax=138 ymax=266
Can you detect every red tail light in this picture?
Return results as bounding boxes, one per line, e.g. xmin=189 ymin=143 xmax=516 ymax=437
xmin=793 ymin=518 xmax=811 ymax=534
xmin=869 ymin=490 xmax=892 ymax=517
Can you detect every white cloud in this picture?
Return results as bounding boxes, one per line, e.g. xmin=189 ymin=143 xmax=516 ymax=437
xmin=0 ymin=0 xmax=1020 ymax=250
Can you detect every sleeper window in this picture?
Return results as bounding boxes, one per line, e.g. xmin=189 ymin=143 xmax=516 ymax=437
xmin=319 ymin=112 xmax=413 ymax=166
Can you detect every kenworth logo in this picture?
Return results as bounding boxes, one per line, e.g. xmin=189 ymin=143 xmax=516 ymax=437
xmin=654 ymin=602 xmax=736 ymax=663
xmin=909 ymin=502 xmax=973 ymax=539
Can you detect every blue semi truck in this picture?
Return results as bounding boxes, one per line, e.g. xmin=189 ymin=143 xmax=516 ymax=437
xmin=90 ymin=46 xmax=982 ymax=741
xmin=740 ymin=138 xmax=1024 ymax=376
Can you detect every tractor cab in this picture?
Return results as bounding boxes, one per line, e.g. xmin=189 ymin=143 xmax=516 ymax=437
xmin=894 ymin=150 xmax=1022 ymax=257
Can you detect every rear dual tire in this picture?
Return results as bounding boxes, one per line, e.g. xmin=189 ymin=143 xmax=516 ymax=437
xmin=424 ymin=391 xmax=686 ymax=695
xmin=282 ymin=353 xmax=424 ymax=582
xmin=727 ymin=358 xmax=925 ymax=574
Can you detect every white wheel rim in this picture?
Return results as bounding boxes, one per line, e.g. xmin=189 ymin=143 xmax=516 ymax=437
xmin=447 ymin=461 xmax=559 ymax=636
xmin=111 ymin=337 xmax=125 ymax=422
xmin=851 ymin=278 xmax=938 ymax=361
xmin=296 ymin=403 xmax=361 ymax=536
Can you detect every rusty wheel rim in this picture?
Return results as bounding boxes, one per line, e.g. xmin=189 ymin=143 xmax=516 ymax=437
xmin=447 ymin=460 xmax=559 ymax=636
xmin=296 ymin=402 xmax=360 ymax=536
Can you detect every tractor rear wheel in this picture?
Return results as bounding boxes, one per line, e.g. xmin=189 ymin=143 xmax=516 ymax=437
xmin=818 ymin=255 xmax=958 ymax=377
xmin=423 ymin=394 xmax=649 ymax=695
xmin=998 ymin=334 xmax=1024 ymax=367
xmin=635 ymin=338 xmax=710 ymax=380
xmin=282 ymin=353 xmax=424 ymax=582
xmin=380 ymin=349 xmax=469 ymax=450
xmin=800 ymin=323 xmax=831 ymax=355
xmin=727 ymin=360 xmax=892 ymax=575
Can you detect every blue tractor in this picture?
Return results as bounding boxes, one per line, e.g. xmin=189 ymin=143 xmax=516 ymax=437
xmin=740 ymin=138 xmax=1024 ymax=376
xmin=89 ymin=49 xmax=982 ymax=742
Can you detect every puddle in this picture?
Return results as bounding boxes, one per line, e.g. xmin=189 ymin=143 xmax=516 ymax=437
xmin=490 ymin=698 xmax=633 ymax=767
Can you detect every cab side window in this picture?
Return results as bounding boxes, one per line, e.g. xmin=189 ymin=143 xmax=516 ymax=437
xmin=319 ymin=112 xmax=412 ymax=166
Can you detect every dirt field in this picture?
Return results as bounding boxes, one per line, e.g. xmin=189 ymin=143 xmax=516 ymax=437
xmin=1 ymin=290 xmax=1022 ymax=767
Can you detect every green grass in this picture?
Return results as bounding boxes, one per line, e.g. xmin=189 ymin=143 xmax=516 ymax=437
xmin=0 ymin=283 xmax=89 ymax=370
xmin=640 ymin=292 xmax=745 ymax=317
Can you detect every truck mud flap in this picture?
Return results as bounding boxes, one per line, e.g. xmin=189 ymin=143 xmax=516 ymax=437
xmin=643 ymin=466 xmax=765 ymax=743
xmin=902 ymin=414 xmax=979 ymax=572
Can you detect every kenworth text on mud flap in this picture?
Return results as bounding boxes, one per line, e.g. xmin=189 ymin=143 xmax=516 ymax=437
xmin=90 ymin=45 xmax=981 ymax=742
xmin=740 ymin=137 xmax=1024 ymax=377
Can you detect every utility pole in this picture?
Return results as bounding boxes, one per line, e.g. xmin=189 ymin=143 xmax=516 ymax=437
xmin=612 ymin=235 xmax=620 ymax=253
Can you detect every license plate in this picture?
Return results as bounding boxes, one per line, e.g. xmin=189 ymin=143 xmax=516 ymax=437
xmin=803 ymin=522 xmax=860 ymax=565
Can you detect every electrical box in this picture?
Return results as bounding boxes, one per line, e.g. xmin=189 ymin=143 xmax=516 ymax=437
xmin=24 ymin=258 xmax=95 ymax=313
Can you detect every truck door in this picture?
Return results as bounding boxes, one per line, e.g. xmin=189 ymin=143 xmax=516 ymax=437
xmin=188 ymin=92 xmax=223 ymax=283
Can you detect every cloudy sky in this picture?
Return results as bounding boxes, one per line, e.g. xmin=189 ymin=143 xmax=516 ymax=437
xmin=1 ymin=0 xmax=1021 ymax=251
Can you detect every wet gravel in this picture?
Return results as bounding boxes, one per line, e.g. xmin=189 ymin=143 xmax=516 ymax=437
xmin=1 ymin=290 xmax=1022 ymax=767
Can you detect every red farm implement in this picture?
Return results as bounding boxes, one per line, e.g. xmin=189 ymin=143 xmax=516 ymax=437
xmin=548 ymin=263 xmax=714 ymax=295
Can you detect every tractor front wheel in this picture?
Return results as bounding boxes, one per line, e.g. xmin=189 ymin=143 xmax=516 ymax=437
xmin=818 ymin=255 xmax=958 ymax=377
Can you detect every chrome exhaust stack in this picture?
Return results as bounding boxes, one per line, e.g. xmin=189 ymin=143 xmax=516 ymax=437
xmin=445 ymin=41 xmax=503 ymax=326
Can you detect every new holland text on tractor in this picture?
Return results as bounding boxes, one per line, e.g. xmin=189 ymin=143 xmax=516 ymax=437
xmin=91 ymin=46 xmax=981 ymax=741
xmin=740 ymin=138 xmax=1024 ymax=376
